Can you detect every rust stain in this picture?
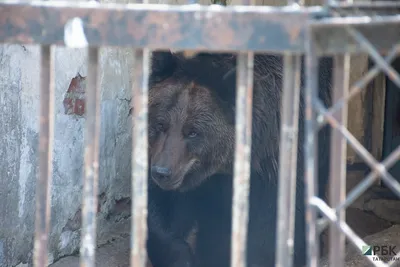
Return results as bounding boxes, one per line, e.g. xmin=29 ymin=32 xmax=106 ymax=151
xmin=63 ymin=73 xmax=86 ymax=116
xmin=182 ymin=50 xmax=199 ymax=58
xmin=287 ymin=24 xmax=301 ymax=44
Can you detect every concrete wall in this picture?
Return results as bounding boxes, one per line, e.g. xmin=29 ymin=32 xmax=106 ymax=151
xmin=0 ymin=44 xmax=136 ymax=266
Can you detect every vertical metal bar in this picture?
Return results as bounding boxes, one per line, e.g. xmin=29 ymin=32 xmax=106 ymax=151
xmin=287 ymin=55 xmax=302 ymax=267
xmin=34 ymin=45 xmax=55 ymax=267
xmin=329 ymin=55 xmax=350 ymax=267
xmin=130 ymin=1 xmax=149 ymax=266
xmin=304 ymin=27 xmax=319 ymax=267
xmin=130 ymin=48 xmax=150 ymax=267
xmin=230 ymin=0 xmax=254 ymax=263
xmin=276 ymin=54 xmax=301 ymax=267
xmin=80 ymin=47 xmax=101 ymax=267
xmin=130 ymin=0 xmax=150 ymax=264
xmin=230 ymin=52 xmax=254 ymax=267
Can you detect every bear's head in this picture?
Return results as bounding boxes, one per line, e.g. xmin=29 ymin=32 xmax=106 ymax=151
xmin=147 ymin=51 xmax=239 ymax=192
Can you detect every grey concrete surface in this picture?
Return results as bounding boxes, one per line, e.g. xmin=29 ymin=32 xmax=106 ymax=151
xmin=0 ymin=44 xmax=134 ymax=266
xmin=49 ymin=235 xmax=154 ymax=267
xmin=49 ymin=237 xmax=131 ymax=267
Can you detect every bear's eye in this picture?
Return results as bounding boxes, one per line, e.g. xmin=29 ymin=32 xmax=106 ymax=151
xmin=156 ymin=123 xmax=165 ymax=132
xmin=187 ymin=131 xmax=198 ymax=138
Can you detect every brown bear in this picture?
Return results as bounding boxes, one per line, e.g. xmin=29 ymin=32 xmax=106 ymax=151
xmin=146 ymin=51 xmax=332 ymax=267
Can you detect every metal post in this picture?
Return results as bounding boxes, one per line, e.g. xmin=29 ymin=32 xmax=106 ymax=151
xmin=230 ymin=52 xmax=254 ymax=267
xmin=328 ymin=54 xmax=350 ymax=267
xmin=130 ymin=46 xmax=150 ymax=267
xmin=80 ymin=47 xmax=101 ymax=267
xmin=304 ymin=26 xmax=320 ymax=267
xmin=130 ymin=0 xmax=150 ymax=265
xmin=34 ymin=45 xmax=55 ymax=267
xmin=275 ymin=54 xmax=301 ymax=267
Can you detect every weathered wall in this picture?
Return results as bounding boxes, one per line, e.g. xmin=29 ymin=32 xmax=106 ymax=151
xmin=0 ymin=41 xmax=135 ymax=267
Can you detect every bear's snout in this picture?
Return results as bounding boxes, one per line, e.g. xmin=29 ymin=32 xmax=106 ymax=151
xmin=151 ymin=165 xmax=172 ymax=181
xmin=150 ymin=163 xmax=185 ymax=190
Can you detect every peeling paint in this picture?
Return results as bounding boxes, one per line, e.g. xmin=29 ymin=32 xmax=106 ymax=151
xmin=63 ymin=74 xmax=86 ymax=116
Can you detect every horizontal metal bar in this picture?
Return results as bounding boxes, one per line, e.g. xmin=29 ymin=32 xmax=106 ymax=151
xmin=329 ymin=1 xmax=400 ymax=16
xmin=329 ymin=1 xmax=400 ymax=10
xmin=2 ymin=1 xmax=400 ymax=53
xmin=312 ymin=14 xmax=400 ymax=27
xmin=310 ymin=15 xmax=400 ymax=55
xmin=0 ymin=1 xmax=325 ymax=52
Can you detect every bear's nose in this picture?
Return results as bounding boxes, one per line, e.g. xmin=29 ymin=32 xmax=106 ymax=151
xmin=151 ymin=166 xmax=172 ymax=180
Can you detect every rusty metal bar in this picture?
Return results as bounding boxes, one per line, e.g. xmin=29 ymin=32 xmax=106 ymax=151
xmin=317 ymin=45 xmax=400 ymax=129
xmin=318 ymin=126 xmax=400 ymax=233
xmin=80 ymin=47 xmax=101 ymax=267
xmin=287 ymin=56 xmax=302 ymax=267
xmin=311 ymin=14 xmax=400 ymax=27
xmin=230 ymin=3 xmax=254 ymax=267
xmin=310 ymin=197 xmax=388 ymax=267
xmin=130 ymin=0 xmax=150 ymax=256
xmin=345 ymin=27 xmax=400 ymax=88
xmin=310 ymin=15 xmax=400 ymax=55
xmin=275 ymin=54 xmax=301 ymax=267
xmin=0 ymin=1 xmax=324 ymax=52
xmin=130 ymin=48 xmax=150 ymax=267
xmin=328 ymin=54 xmax=350 ymax=267
xmin=230 ymin=52 xmax=254 ymax=267
xmin=329 ymin=1 xmax=400 ymax=10
xmin=34 ymin=45 xmax=55 ymax=267
xmin=314 ymin=100 xmax=400 ymax=199
xmin=130 ymin=3 xmax=150 ymax=267
xmin=304 ymin=26 xmax=319 ymax=267
xmin=2 ymin=1 xmax=400 ymax=54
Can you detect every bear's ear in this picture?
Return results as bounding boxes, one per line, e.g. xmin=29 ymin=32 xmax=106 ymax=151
xmin=149 ymin=50 xmax=178 ymax=85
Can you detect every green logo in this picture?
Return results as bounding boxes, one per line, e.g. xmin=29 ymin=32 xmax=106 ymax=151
xmin=363 ymin=245 xmax=372 ymax=255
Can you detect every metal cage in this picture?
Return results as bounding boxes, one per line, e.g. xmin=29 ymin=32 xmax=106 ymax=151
xmin=1 ymin=0 xmax=400 ymax=267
